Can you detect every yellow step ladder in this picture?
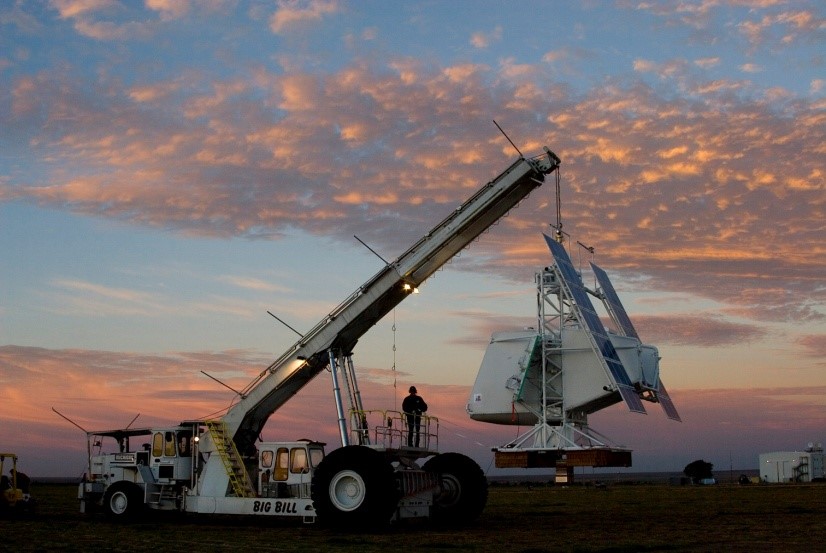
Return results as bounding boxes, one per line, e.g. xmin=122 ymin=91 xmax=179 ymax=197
xmin=205 ymin=420 xmax=256 ymax=498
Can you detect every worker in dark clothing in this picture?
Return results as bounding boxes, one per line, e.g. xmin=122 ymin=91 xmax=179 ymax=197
xmin=402 ymin=385 xmax=428 ymax=447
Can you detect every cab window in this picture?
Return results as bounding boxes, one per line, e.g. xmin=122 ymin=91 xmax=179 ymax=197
xmin=178 ymin=432 xmax=192 ymax=457
xmin=261 ymin=450 xmax=274 ymax=468
xmin=309 ymin=447 xmax=324 ymax=468
xmin=290 ymin=448 xmax=309 ymax=474
xmin=163 ymin=432 xmax=177 ymax=457
xmin=274 ymin=448 xmax=289 ymax=481
xmin=152 ymin=432 xmax=163 ymax=457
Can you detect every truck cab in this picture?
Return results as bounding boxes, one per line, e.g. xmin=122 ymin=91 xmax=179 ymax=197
xmin=257 ymin=441 xmax=325 ymax=499
xmin=81 ymin=424 xmax=198 ymax=516
xmin=148 ymin=429 xmax=193 ymax=483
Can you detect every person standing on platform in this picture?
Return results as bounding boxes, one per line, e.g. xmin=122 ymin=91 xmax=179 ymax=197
xmin=402 ymin=385 xmax=428 ymax=447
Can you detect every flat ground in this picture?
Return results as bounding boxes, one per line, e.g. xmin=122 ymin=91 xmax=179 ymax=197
xmin=3 ymin=482 xmax=825 ymax=552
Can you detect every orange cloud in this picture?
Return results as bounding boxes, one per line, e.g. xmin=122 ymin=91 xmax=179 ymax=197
xmin=49 ymin=0 xmax=115 ymax=19
xmin=469 ymin=26 xmax=502 ymax=49
xmin=269 ymin=0 xmax=340 ymax=34
xmin=1 ymin=53 xmax=823 ymax=334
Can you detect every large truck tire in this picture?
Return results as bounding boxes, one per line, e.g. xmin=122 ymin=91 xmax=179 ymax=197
xmin=423 ymin=452 xmax=488 ymax=526
xmin=311 ymin=445 xmax=397 ymax=528
xmin=103 ymin=482 xmax=144 ymax=520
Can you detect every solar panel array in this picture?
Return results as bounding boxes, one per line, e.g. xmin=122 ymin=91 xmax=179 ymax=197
xmin=655 ymin=380 xmax=681 ymax=421
xmin=590 ymin=262 xmax=639 ymax=340
xmin=590 ymin=262 xmax=681 ymax=422
xmin=543 ymin=235 xmax=646 ymax=414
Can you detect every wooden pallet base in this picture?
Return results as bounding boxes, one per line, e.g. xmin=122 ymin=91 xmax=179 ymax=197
xmin=494 ymin=448 xmax=632 ymax=477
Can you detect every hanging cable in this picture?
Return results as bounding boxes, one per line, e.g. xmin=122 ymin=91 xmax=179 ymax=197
xmin=556 ymin=166 xmax=562 ymax=230
xmin=554 ymin=165 xmax=563 ymax=243
xmin=392 ymin=308 xmax=397 ymax=411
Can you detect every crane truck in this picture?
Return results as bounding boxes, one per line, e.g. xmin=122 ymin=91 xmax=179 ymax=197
xmin=76 ymin=147 xmax=562 ymax=527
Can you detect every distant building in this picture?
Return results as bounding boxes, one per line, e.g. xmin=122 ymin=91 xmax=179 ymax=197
xmin=759 ymin=443 xmax=824 ymax=483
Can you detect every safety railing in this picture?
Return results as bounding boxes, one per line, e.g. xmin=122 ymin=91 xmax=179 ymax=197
xmin=348 ymin=409 xmax=439 ymax=452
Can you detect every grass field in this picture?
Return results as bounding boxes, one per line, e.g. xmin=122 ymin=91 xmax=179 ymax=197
xmin=2 ymin=482 xmax=825 ymax=552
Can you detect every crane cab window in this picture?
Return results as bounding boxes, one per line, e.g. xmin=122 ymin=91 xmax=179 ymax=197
xmin=274 ymin=448 xmax=289 ymax=481
xmin=290 ymin=448 xmax=309 ymax=474
xmin=309 ymin=447 xmax=324 ymax=468
xmin=178 ymin=432 xmax=192 ymax=457
xmin=164 ymin=432 xmax=176 ymax=457
xmin=152 ymin=433 xmax=164 ymax=457
xmin=261 ymin=450 xmax=274 ymax=468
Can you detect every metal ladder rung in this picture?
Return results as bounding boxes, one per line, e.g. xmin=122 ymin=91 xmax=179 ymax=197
xmin=206 ymin=420 xmax=256 ymax=498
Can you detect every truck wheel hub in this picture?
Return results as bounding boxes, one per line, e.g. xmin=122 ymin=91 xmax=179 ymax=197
xmin=329 ymin=470 xmax=365 ymax=511
xmin=110 ymin=491 xmax=129 ymax=514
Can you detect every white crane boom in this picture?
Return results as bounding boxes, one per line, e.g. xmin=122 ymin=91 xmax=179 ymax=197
xmin=224 ymin=149 xmax=561 ymax=454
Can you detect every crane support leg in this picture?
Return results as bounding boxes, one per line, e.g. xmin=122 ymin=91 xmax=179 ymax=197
xmin=328 ymin=351 xmax=370 ymax=446
xmin=328 ymin=350 xmax=349 ymax=447
xmin=343 ymin=355 xmax=370 ymax=445
xmin=344 ymin=356 xmax=366 ymax=416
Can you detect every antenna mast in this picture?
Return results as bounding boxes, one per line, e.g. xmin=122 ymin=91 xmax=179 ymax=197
xmin=492 ymin=120 xmax=523 ymax=158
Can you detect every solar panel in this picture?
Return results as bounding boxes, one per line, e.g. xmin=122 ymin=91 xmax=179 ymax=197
xmin=656 ymin=380 xmax=682 ymax=421
xmin=590 ymin=262 xmax=639 ymax=340
xmin=544 ymin=235 xmax=646 ymax=414
xmin=590 ymin=262 xmax=681 ymax=421
xmin=618 ymin=385 xmax=646 ymax=414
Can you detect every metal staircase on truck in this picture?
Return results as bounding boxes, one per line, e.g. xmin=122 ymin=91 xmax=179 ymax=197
xmin=205 ymin=420 xmax=256 ymax=498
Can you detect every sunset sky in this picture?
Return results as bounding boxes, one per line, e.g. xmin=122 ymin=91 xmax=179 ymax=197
xmin=1 ymin=1 xmax=824 ymax=478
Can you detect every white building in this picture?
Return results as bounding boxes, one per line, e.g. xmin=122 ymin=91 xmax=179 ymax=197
xmin=759 ymin=443 xmax=824 ymax=483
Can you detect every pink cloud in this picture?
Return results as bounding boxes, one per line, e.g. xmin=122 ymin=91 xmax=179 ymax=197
xmin=443 ymin=311 xmax=535 ymax=349
xmin=269 ymin=0 xmax=340 ymax=34
xmin=4 ymin=346 xmax=823 ymax=477
xmin=632 ymin=314 xmax=768 ymax=347
xmin=738 ymin=9 xmax=824 ymax=47
xmin=445 ymin=309 xmax=768 ymax=351
xmin=470 ymin=25 xmax=502 ymax=49
xmin=145 ymin=0 xmax=191 ymax=21
xmin=46 ymin=0 xmax=232 ymax=40
xmin=49 ymin=0 xmax=115 ymax=20
xmin=797 ymin=334 xmax=826 ymax=359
